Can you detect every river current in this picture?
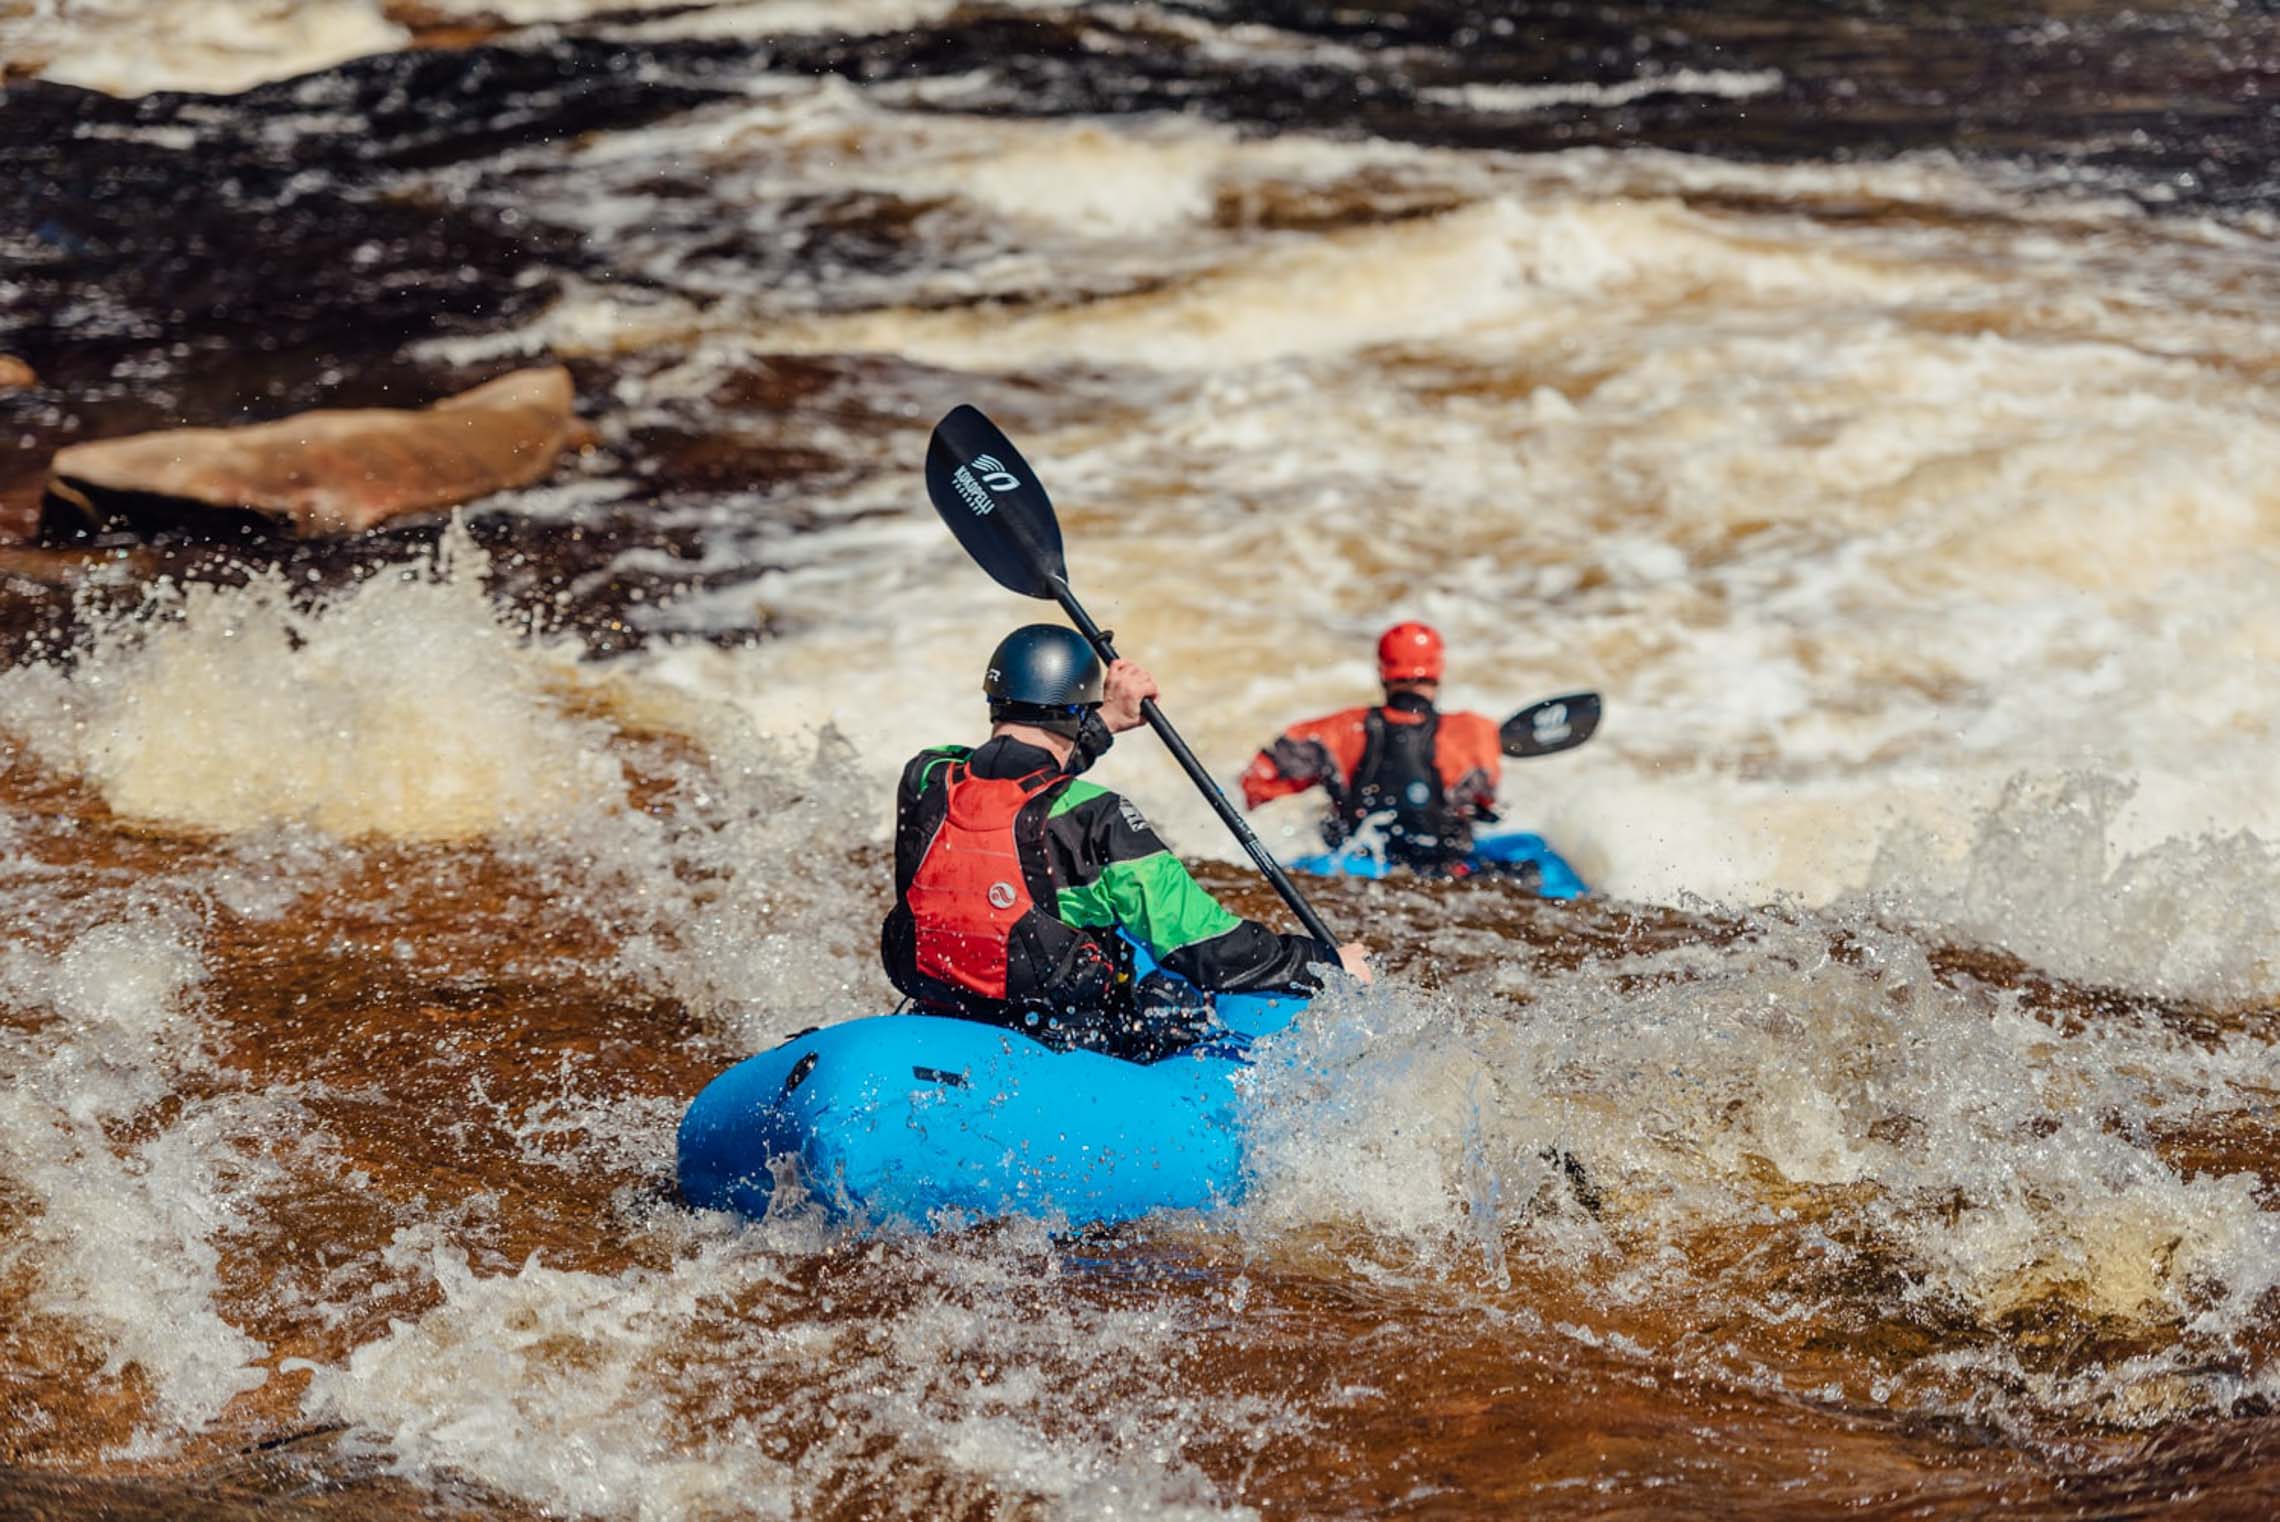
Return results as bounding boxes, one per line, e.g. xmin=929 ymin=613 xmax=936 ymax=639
xmin=3 ymin=2 xmax=2278 ymax=1517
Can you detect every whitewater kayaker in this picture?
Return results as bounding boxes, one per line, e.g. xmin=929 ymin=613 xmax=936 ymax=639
xmin=882 ymin=624 xmax=1372 ymax=1063
xmin=1241 ymin=621 xmax=1504 ymax=874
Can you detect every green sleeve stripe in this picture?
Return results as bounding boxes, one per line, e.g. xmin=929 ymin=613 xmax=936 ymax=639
xmin=1055 ymin=879 xmax=1117 ymax=929
xmin=1095 ymin=850 xmax=1241 ymax=956
xmin=1046 ymin=779 xmax=1108 ymax=817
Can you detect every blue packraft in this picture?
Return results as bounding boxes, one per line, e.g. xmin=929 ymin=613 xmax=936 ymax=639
xmin=677 ymin=983 xmax=1305 ymax=1229
xmin=1288 ymin=827 xmax=1588 ymax=898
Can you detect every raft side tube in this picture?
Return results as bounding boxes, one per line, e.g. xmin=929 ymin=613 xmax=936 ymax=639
xmin=1287 ymin=827 xmax=1588 ymax=897
xmin=676 ymin=1008 xmax=1300 ymax=1228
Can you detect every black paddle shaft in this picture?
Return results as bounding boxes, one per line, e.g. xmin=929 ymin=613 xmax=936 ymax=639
xmin=923 ymin=404 xmax=1342 ymax=951
xmin=1050 ymin=592 xmax=1342 ymax=950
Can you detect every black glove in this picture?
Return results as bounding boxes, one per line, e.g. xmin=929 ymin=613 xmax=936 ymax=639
xmin=1042 ymin=971 xmax=1214 ymax=1063
xmin=1064 ymin=708 xmax=1114 ymax=776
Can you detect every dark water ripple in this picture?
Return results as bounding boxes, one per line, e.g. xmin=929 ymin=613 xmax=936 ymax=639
xmin=0 ymin=0 xmax=2270 ymax=709
xmin=8 ymin=1 xmax=2276 ymax=379
xmin=0 ymin=0 xmax=2268 ymax=657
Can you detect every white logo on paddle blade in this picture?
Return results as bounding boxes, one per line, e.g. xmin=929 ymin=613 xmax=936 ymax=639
xmin=970 ymin=454 xmax=1021 ymax=492
xmin=950 ymin=463 xmax=1000 ymax=515
xmin=1532 ymin=703 xmax=1571 ymax=744
xmin=988 ymin=881 xmax=1017 ymax=909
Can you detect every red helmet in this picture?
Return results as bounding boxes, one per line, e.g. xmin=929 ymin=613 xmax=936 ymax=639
xmin=1377 ymin=621 xmax=1444 ymax=682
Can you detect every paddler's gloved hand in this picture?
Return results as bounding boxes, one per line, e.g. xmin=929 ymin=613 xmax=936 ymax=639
xmin=1046 ymin=972 xmax=1216 ymax=1063
xmin=1119 ymin=970 xmax=1216 ymax=1061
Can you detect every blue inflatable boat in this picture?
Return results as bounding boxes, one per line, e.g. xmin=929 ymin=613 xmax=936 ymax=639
xmin=1288 ymin=828 xmax=1588 ymax=898
xmin=678 ymin=985 xmax=1306 ymax=1229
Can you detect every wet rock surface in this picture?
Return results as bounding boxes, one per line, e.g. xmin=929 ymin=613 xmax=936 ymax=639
xmin=44 ymin=366 xmax=583 ymax=541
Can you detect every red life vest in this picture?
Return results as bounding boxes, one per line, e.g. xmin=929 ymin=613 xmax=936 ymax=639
xmin=905 ymin=761 xmax=1061 ymax=1001
xmin=885 ymin=757 xmax=1125 ymax=1021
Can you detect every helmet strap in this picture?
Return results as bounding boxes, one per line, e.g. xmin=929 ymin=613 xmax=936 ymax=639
xmin=989 ymin=699 xmax=1091 ymax=739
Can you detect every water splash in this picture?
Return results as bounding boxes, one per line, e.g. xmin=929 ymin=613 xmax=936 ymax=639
xmin=301 ymin=1224 xmax=1271 ymax=1521
xmin=1241 ymin=870 xmax=2280 ymax=1432
xmin=1875 ymin=771 xmax=2280 ymax=1003
xmin=0 ymin=522 xmax=623 ymax=843
xmin=0 ymin=912 xmax=284 ymax=1441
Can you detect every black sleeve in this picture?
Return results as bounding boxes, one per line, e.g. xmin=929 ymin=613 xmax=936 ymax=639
xmin=892 ymin=748 xmax=959 ymax=892
xmin=1063 ymin=709 xmax=1114 ymax=776
xmin=1161 ymin=924 xmax=1340 ymax=997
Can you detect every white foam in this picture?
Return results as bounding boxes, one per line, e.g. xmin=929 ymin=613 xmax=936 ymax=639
xmin=304 ymin=1227 xmax=1267 ymax=1520
xmin=15 ymin=0 xmax=990 ymax=97
xmin=0 ymin=914 xmax=281 ymax=1440
xmin=1872 ymin=772 xmax=2280 ymax=1004
xmin=20 ymin=0 xmax=410 ymax=97
xmin=1239 ymin=884 xmax=2280 ymax=1426
xmin=0 ymin=523 xmax=625 ymax=843
xmin=1426 ymin=68 xmax=1785 ymax=115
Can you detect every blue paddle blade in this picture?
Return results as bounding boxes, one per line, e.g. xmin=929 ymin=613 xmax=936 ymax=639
xmin=1501 ymin=692 xmax=1602 ymax=758
xmin=924 ymin=405 xmax=1067 ymax=600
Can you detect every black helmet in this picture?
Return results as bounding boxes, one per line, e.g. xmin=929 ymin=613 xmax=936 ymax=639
xmin=985 ymin=625 xmax=1102 ymax=733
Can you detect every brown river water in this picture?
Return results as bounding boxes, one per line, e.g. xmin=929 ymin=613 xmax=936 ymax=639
xmin=4 ymin=2 xmax=2280 ymax=1517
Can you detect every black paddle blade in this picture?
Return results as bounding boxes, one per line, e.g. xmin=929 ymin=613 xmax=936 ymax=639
xmin=1501 ymin=692 xmax=1602 ymax=758
xmin=924 ymin=405 xmax=1067 ymax=600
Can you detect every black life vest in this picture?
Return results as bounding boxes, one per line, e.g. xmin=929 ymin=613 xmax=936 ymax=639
xmin=882 ymin=761 xmax=1124 ymax=1021
xmin=1346 ymin=702 xmax=1472 ymax=866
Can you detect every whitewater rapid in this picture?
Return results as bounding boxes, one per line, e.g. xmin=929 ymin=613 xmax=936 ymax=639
xmin=433 ymin=82 xmax=2280 ymax=969
xmin=5 ymin=3 xmax=2279 ymax=1518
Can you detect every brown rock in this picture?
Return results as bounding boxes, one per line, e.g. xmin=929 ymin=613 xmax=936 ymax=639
xmin=383 ymin=0 xmax=512 ymax=51
xmin=44 ymin=366 xmax=577 ymax=539
xmin=0 ymin=356 xmax=33 ymax=391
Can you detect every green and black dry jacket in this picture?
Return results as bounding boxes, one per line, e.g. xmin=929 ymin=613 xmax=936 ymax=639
xmin=881 ymin=730 xmax=1334 ymax=1021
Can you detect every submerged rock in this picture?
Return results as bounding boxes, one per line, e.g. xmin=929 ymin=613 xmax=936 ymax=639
xmin=0 ymin=358 xmax=33 ymax=391
xmin=42 ymin=367 xmax=579 ymax=541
